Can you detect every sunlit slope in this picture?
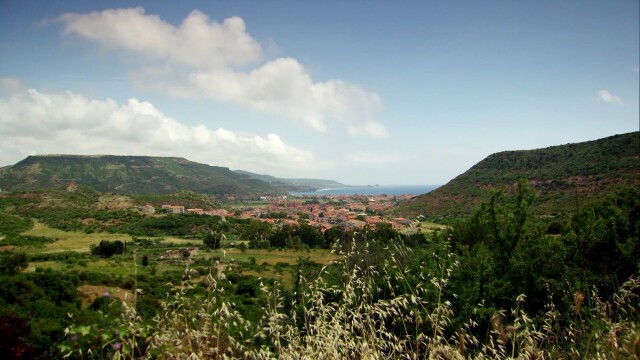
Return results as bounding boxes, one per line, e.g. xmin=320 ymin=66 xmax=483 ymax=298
xmin=0 ymin=155 xmax=281 ymax=196
xmin=397 ymin=132 xmax=640 ymax=218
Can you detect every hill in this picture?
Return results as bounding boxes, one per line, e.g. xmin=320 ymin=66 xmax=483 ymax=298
xmin=234 ymin=170 xmax=348 ymax=192
xmin=397 ymin=132 xmax=640 ymax=219
xmin=0 ymin=155 xmax=282 ymax=197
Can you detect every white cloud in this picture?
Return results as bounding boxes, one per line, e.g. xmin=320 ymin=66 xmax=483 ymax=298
xmin=58 ymin=7 xmax=387 ymax=138
xmin=188 ymin=58 xmax=386 ymax=137
xmin=59 ymin=7 xmax=262 ymax=69
xmin=597 ymin=89 xmax=622 ymax=104
xmin=0 ymin=84 xmax=314 ymax=173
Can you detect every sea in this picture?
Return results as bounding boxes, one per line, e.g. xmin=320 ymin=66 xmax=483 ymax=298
xmin=290 ymin=184 xmax=440 ymax=196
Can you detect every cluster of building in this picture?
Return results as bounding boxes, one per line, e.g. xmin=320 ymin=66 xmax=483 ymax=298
xmin=142 ymin=194 xmax=415 ymax=232
xmin=139 ymin=204 xmax=228 ymax=217
xmin=260 ymin=194 xmax=415 ymax=231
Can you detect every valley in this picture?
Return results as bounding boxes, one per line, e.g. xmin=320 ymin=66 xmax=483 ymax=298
xmin=0 ymin=132 xmax=638 ymax=359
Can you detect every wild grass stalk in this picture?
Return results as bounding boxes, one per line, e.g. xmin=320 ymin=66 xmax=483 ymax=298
xmin=62 ymin=242 xmax=639 ymax=359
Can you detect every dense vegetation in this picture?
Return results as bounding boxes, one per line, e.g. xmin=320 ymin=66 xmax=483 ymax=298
xmin=130 ymin=191 xmax=221 ymax=210
xmin=0 ymin=155 xmax=282 ymax=196
xmin=398 ymin=131 xmax=640 ymax=219
xmin=0 ymin=181 xmax=637 ymax=358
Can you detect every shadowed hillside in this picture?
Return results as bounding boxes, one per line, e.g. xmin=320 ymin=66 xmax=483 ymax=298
xmin=0 ymin=155 xmax=282 ymax=197
xmin=397 ymin=132 xmax=640 ymax=219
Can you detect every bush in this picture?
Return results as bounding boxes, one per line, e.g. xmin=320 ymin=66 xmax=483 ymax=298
xmin=0 ymin=234 xmax=54 ymax=247
xmin=90 ymin=240 xmax=125 ymax=258
xmin=546 ymin=221 xmax=563 ymax=235
xmin=0 ymin=252 xmax=28 ymax=275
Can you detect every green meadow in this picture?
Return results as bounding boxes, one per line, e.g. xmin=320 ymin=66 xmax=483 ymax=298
xmin=17 ymin=220 xmax=336 ymax=284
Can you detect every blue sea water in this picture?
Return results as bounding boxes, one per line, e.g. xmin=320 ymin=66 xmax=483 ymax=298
xmin=291 ymin=184 xmax=440 ymax=196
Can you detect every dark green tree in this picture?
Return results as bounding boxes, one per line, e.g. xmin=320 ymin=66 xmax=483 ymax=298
xmin=565 ymin=186 xmax=640 ymax=293
xmin=203 ymin=231 xmax=224 ymax=249
xmin=0 ymin=252 xmax=28 ymax=275
xmin=90 ymin=240 xmax=124 ymax=258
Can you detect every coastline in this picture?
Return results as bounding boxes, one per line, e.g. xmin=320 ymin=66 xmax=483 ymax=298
xmin=291 ymin=184 xmax=440 ymax=196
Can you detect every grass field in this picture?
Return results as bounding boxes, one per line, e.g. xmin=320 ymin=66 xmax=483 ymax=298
xmin=417 ymin=221 xmax=447 ymax=232
xmin=78 ymin=284 xmax=133 ymax=308
xmin=242 ymin=268 xmax=295 ymax=288
xmin=23 ymin=221 xmax=133 ymax=253
xmin=22 ymin=221 xmax=203 ymax=254
xmin=26 ymin=253 xmax=190 ymax=276
xmin=19 ymin=221 xmax=339 ymax=289
xmin=161 ymin=236 xmax=202 ymax=245
xmin=204 ymin=248 xmax=339 ymax=266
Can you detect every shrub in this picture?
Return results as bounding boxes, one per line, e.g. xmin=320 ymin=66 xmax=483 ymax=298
xmin=61 ymin=237 xmax=640 ymax=359
xmin=91 ymin=240 xmax=125 ymax=258
xmin=0 ymin=252 xmax=28 ymax=275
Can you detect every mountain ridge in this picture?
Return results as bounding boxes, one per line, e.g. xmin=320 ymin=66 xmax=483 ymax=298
xmin=0 ymin=155 xmax=282 ymax=197
xmin=396 ymin=132 xmax=640 ymax=218
xmin=234 ymin=170 xmax=347 ymax=192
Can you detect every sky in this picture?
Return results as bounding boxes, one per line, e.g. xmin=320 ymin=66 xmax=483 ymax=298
xmin=0 ymin=1 xmax=638 ymax=185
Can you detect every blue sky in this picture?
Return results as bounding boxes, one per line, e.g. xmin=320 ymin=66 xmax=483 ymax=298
xmin=0 ymin=1 xmax=637 ymax=185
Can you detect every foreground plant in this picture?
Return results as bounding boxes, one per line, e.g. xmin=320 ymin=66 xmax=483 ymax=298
xmin=144 ymin=264 xmax=254 ymax=359
xmin=62 ymin=243 xmax=639 ymax=359
xmin=250 ymin=240 xmax=463 ymax=359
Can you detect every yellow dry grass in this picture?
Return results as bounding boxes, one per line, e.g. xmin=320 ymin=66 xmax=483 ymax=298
xmin=242 ymin=268 xmax=295 ymax=288
xmin=25 ymin=260 xmax=62 ymax=272
xmin=417 ymin=221 xmax=447 ymax=232
xmin=77 ymin=284 xmax=134 ymax=308
xmin=210 ymin=248 xmax=339 ymax=265
xmin=23 ymin=220 xmax=133 ymax=253
xmin=161 ymin=236 xmax=201 ymax=245
xmin=22 ymin=221 xmax=198 ymax=254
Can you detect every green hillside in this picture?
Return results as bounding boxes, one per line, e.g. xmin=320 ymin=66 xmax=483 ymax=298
xmin=397 ymin=132 xmax=640 ymax=218
xmin=0 ymin=155 xmax=282 ymax=197
xmin=234 ymin=170 xmax=347 ymax=192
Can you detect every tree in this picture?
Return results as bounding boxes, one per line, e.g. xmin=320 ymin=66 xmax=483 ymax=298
xmin=243 ymin=220 xmax=273 ymax=245
xmin=297 ymin=222 xmax=324 ymax=248
xmin=0 ymin=252 xmax=28 ymax=275
xmin=566 ymin=186 xmax=640 ymax=293
xmin=203 ymin=231 xmax=224 ymax=249
xmin=370 ymin=223 xmax=398 ymax=243
xmin=90 ymin=240 xmax=124 ymax=258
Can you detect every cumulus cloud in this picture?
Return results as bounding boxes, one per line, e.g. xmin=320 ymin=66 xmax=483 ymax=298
xmin=597 ymin=89 xmax=622 ymax=104
xmin=188 ymin=58 xmax=385 ymax=137
xmin=59 ymin=7 xmax=262 ymax=69
xmin=0 ymin=83 xmax=314 ymax=172
xmin=58 ymin=7 xmax=387 ymax=138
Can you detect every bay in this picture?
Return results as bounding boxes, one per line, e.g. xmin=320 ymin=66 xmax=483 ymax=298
xmin=290 ymin=184 xmax=440 ymax=196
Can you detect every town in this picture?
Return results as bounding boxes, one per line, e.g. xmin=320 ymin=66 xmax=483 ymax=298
xmin=152 ymin=193 xmax=418 ymax=232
